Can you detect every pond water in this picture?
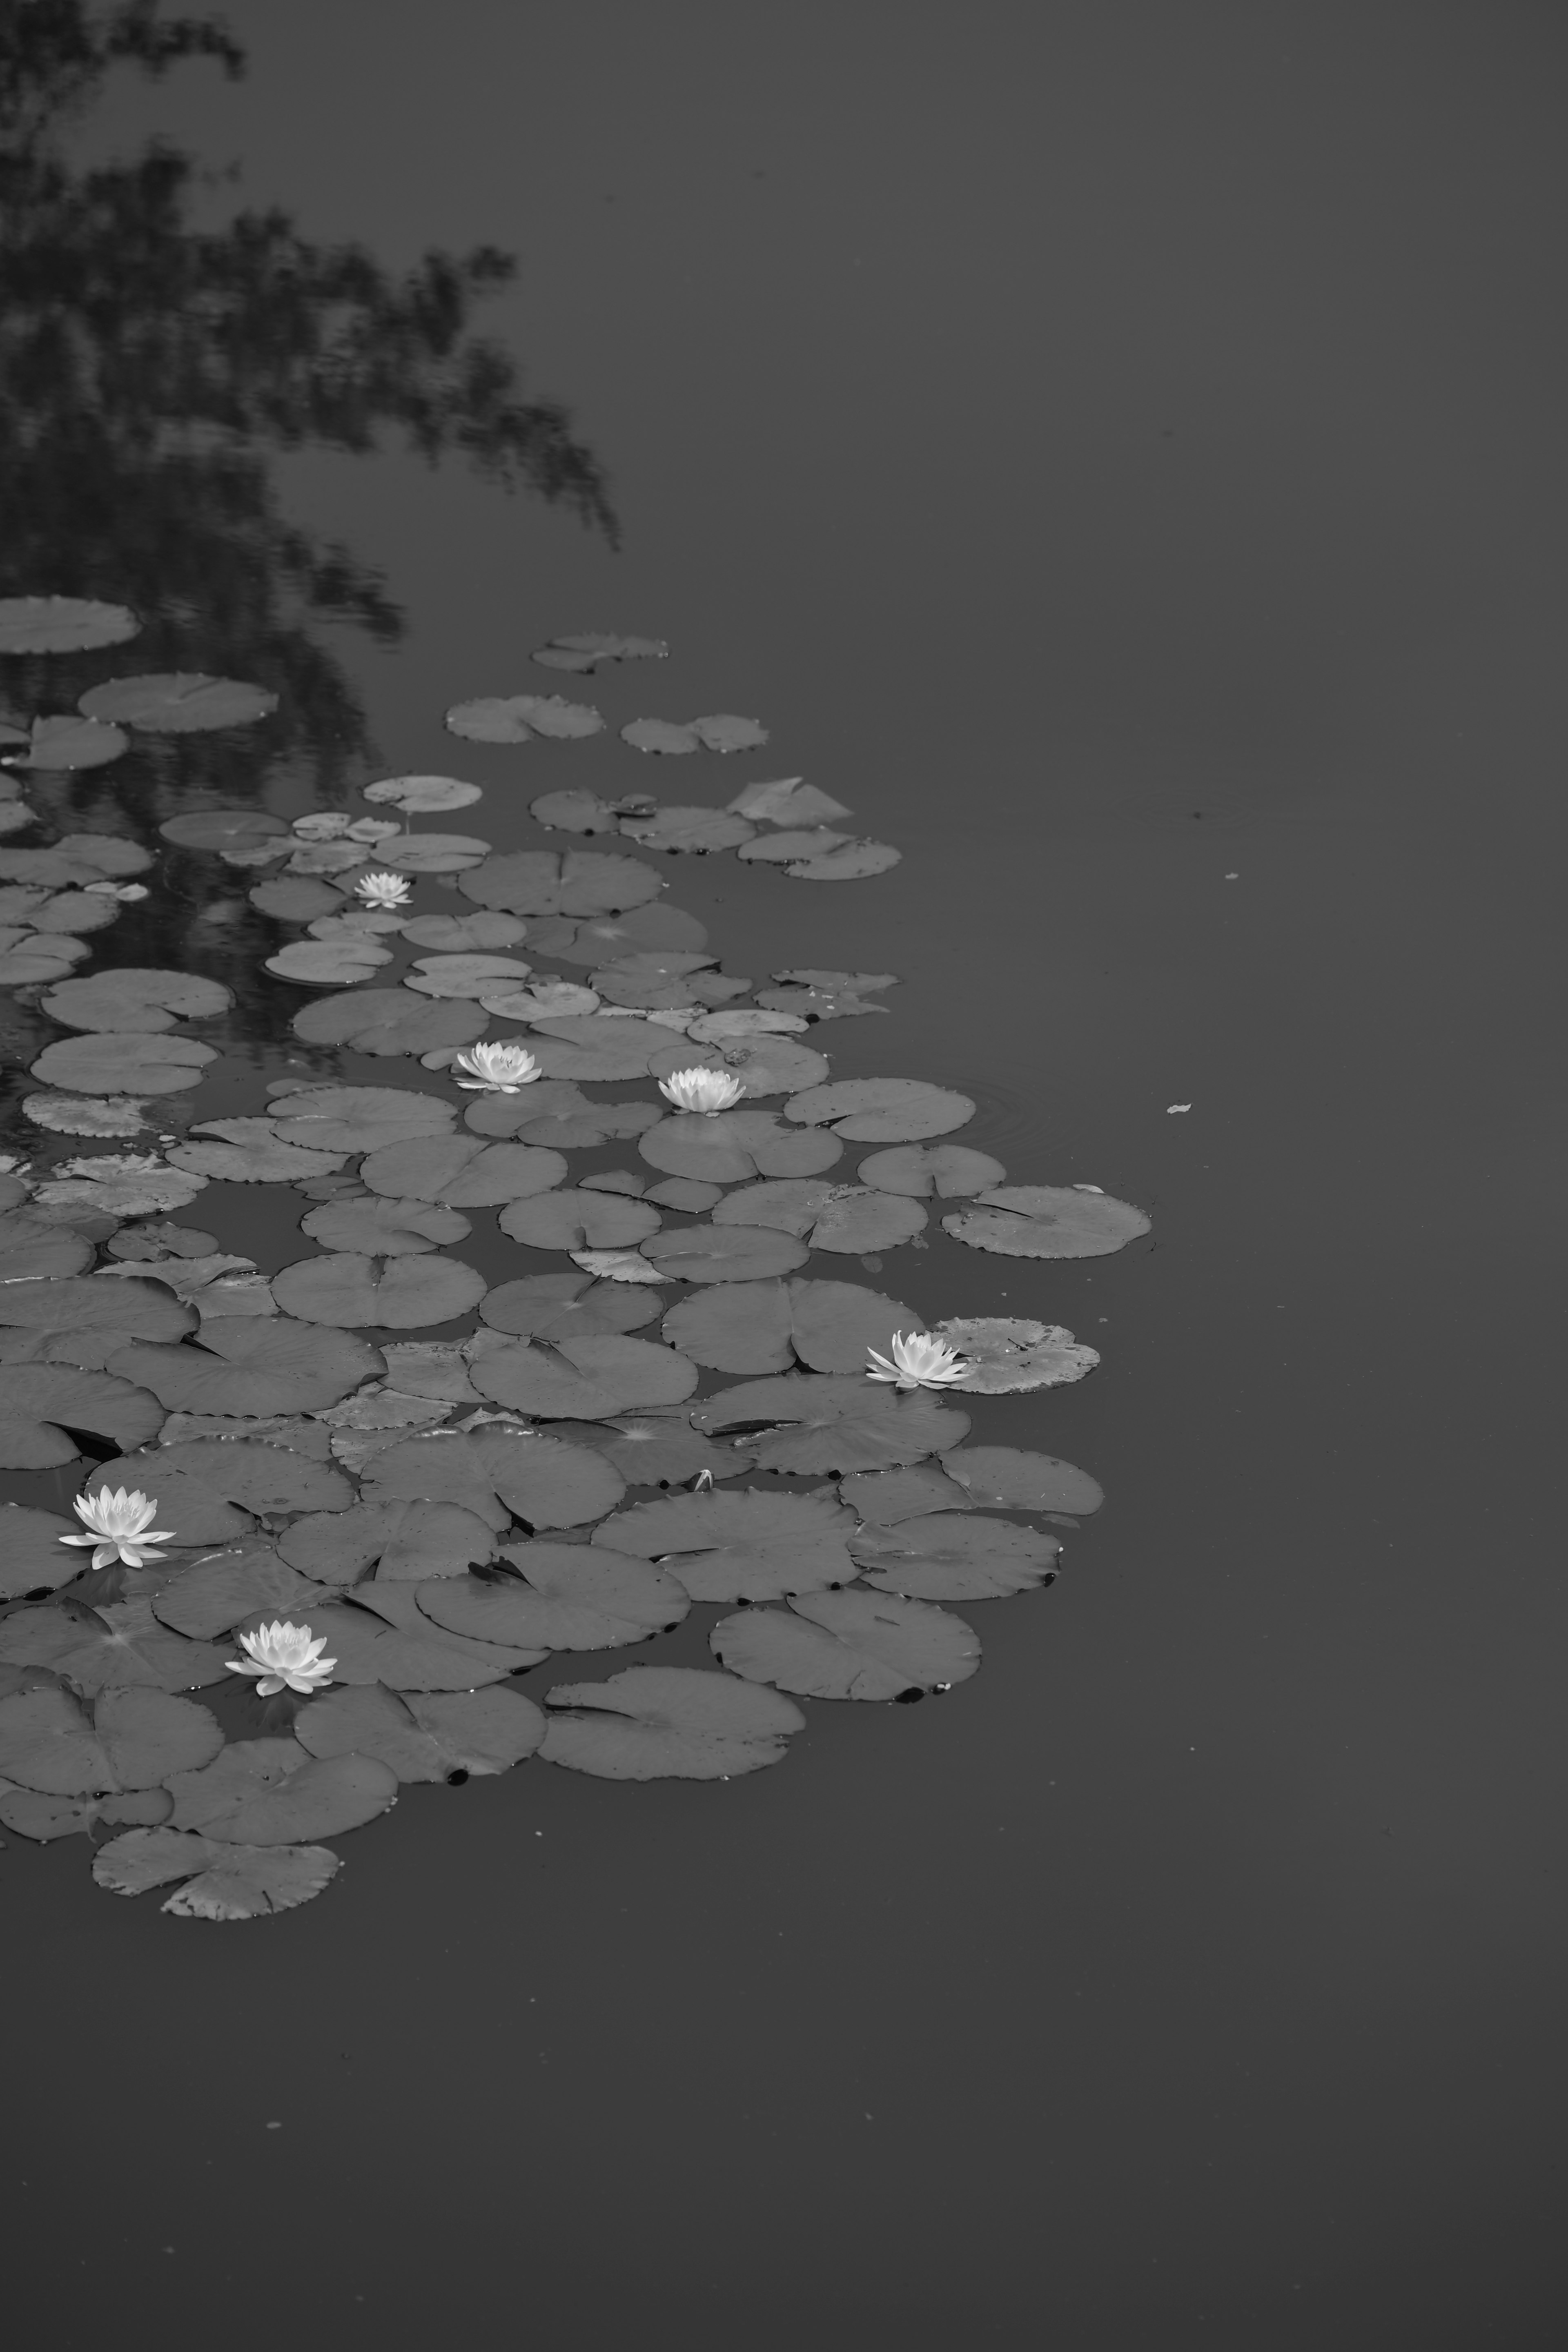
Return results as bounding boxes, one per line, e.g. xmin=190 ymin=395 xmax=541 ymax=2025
xmin=3 ymin=7 xmax=1565 ymax=2344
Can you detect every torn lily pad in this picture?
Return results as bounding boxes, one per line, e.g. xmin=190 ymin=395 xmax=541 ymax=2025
xmin=93 ymin=1827 xmax=341 ymax=1918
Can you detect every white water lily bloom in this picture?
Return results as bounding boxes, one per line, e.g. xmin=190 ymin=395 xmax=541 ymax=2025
xmin=452 ymin=1040 xmax=542 ymax=1093
xmin=61 ymin=1486 xmax=175 ymax=1570
xmin=658 ymin=1066 xmax=745 ymax=1114
xmin=353 ymin=870 xmax=413 ymax=909
xmin=865 ymin=1331 xmax=973 ymax=1391
xmin=227 ymin=1620 xmax=336 ymax=1698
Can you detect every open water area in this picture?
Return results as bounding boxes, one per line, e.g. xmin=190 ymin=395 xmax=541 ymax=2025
xmin=2 ymin=6 xmax=1564 ymax=2345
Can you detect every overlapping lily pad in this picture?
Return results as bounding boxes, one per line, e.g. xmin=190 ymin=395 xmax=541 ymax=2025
xmin=279 ymin=1497 xmax=498 ymax=1583
xmin=361 ymin=1425 xmax=625 ymax=1531
xmin=0 ymin=1209 xmax=93 ymax=1281
xmin=0 ymin=834 xmax=151 ymax=887
xmin=936 ymin=1316 xmax=1100 ymax=1392
xmin=40 ymin=969 xmax=233 ymax=1034
xmin=30 ymin=1033 xmax=217 ymax=1097
xmin=294 ymin=1682 xmax=544 ymax=1782
xmin=662 ymin=1275 xmax=918 ymax=1375
xmin=467 ymin=1331 xmax=697 ymax=1418
xmin=711 ymin=1588 xmax=980 ymax=1700
xmin=288 ymin=1592 xmax=541 ymax=1688
xmin=519 ymin=1013 xmax=674 ymax=1082
xmin=271 ymin=1253 xmax=487 ymax=1330
xmin=465 ymin=1085 xmax=661 ymax=1148
xmin=849 ymin=1515 xmax=1060 ymax=1600
xmin=638 ymin=1109 xmax=842 ymax=1184
xmin=0 ymin=1501 xmax=92 ymax=1596
xmin=419 ymin=1544 xmax=688 ymax=1651
xmin=460 ymin=846 xmax=662 ymax=919
xmin=0 ymin=1363 xmax=166 ymax=1467
xmin=638 ymin=1223 xmax=809 ymax=1284
xmin=399 ymin=911 xmax=528 ymax=952
xmin=941 ymin=1186 xmax=1152 ymax=1258
xmin=446 ymin=693 xmax=604 ymax=742
xmin=593 ymin=1486 xmax=857 ymax=1602
xmin=4 ymin=715 xmax=129 ymax=770
xmin=728 ymin=777 xmax=852 ymax=824
xmin=403 ymin=954 xmax=535 ymax=998
xmin=547 ymin=1412 xmax=739 ymax=1489
xmin=265 ymin=938 xmax=394 ymax=986
xmin=167 ymin=1118 xmax=347 ymax=1185
xmin=621 ymin=715 xmax=768 ymax=755
xmin=93 ymin=1826 xmax=341 ymax=1917
xmin=268 ymin=1085 xmax=457 ymax=1154
xmin=0 ymin=1599 xmax=230 ymax=1693
xmin=360 ymin=1133 xmax=567 ymax=1207
xmin=694 ymin=1374 xmax=970 ymax=1473
xmin=292 ymin=989 xmax=486 ymax=1058
xmin=166 ymin=1737 xmax=398 ymax=1841
xmin=710 ymin=1180 xmax=927 ymax=1253
xmin=0 ymin=1684 xmax=220 ymax=1795
xmin=150 ymin=1547 xmax=335 ymax=1639
xmin=936 ymin=1446 xmax=1104 ymax=1515
xmin=88 ymin=1437 xmax=353 ymax=1540
xmin=104 ymin=1321 xmax=382 ymax=1417
xmin=619 ymin=806 xmax=757 ymax=854
xmin=539 ymin=1666 xmax=803 ymax=1780
xmin=786 ymin=1079 xmax=975 ymax=1143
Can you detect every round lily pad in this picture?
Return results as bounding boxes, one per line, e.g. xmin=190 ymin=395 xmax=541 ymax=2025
xmin=711 ymin=1588 xmax=980 ymax=1700
xmin=93 ymin=1826 xmax=341 ymax=1918
xmin=786 ymin=840 xmax=902 ymax=880
xmin=936 ymin=1447 xmax=1105 ymax=1515
xmin=593 ymin=1486 xmax=857 ymax=1602
xmin=935 ymin=1316 xmax=1100 ymax=1392
xmin=737 ymin=826 xmax=851 ymax=864
xmin=419 ymin=1544 xmax=688 ymax=1652
xmin=942 ymin=1185 xmax=1152 ymax=1258
xmin=361 ymin=1425 xmax=625 ymax=1532
xmin=39 ymin=969 xmax=233 ymax=1034
xmin=363 ymin=774 xmax=484 ymax=814
xmin=265 ymin=938 xmax=394 ymax=985
xmin=87 ymin=1438 xmax=353 ymax=1540
xmin=166 ymin=1738 xmax=398 ymax=1842
xmin=0 ymin=1363 xmax=166 ymax=1467
xmin=639 ymin=1110 xmax=843 ymax=1184
xmin=499 ymin=1189 xmax=661 ymax=1251
xmin=713 ymin=1181 xmax=927 ymax=1253
xmin=0 ymin=1210 xmax=93 ymax=1282
xmin=79 ymin=674 xmax=278 ymax=731
xmin=694 ymin=1374 xmax=970 ymax=1474
xmin=639 ymin=1224 xmax=809 ymax=1284
xmin=166 ymin=1123 xmax=346 ymax=1184
xmin=553 ymin=904 xmax=708 ymax=963
xmin=299 ymin=1196 xmax=471 ymax=1256
xmin=0 ymin=1501 xmax=90 ymax=1597
xmin=478 ymin=1272 xmax=659 ymax=1339
xmin=294 ymin=1682 xmax=543 ymax=1783
xmin=361 ymin=1134 xmax=567 ymax=1207
xmin=0 ymin=1272 xmax=194 ymax=1352
xmin=279 ymin=1498 xmax=498 ymax=1584
xmin=467 ymin=1332 xmax=697 ymax=1419
xmin=521 ymin=1014 xmax=673 ymax=1083
xmin=399 ymin=912 xmax=528 ymax=952
xmin=848 ymin=1514 xmax=1060 ymax=1601
xmin=285 ymin=1592 xmax=541 ymax=1690
xmin=268 ymin=1085 xmax=457 ymax=1155
xmin=11 ymin=716 xmax=129 ymax=771
xmin=150 ymin=1548 xmax=335 ymax=1639
xmin=0 ymin=1684 xmax=221 ymax=1797
xmin=647 ymin=1033 xmax=831 ymax=1098
xmin=105 ymin=1320 xmax=383 ymax=1416
xmin=446 ymin=693 xmax=604 ymax=742
xmin=540 ymin=1664 xmax=803 ymax=1780
xmin=785 ymin=1079 xmax=976 ymax=1143
xmin=29 ymin=1033 xmax=217 ymax=1096
xmin=271 ymin=1254 xmax=488 ymax=1330
xmin=550 ymin=1414 xmax=739 ymax=1490
xmin=292 ymin=990 xmax=486 ymax=1058
xmin=249 ymin=875 xmax=345 ymax=921
xmin=857 ymin=1144 xmax=1007 ymax=1198
xmin=0 ymin=595 xmax=139 ymax=655
xmin=0 ymin=935 xmax=92 ymax=984
xmin=0 ymin=1599 xmax=229 ymax=1693
xmin=459 ymin=849 xmax=660 ymax=918
xmin=158 ymin=809 xmax=290 ymax=854
xmin=403 ymin=953 xmax=535 ymax=998
xmin=0 ymin=834 xmax=151 ymax=886
xmin=837 ymin=1464 xmax=974 ymax=1524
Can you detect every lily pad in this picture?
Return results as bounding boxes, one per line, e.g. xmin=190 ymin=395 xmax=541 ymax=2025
xmin=638 ymin=1109 xmax=842 ymax=1184
xmin=0 ymin=1271 xmax=194 ymax=1353
xmin=477 ymin=1272 xmax=659 ymax=1339
xmin=857 ymin=1144 xmax=1007 ymax=1198
xmin=294 ymin=1682 xmax=544 ymax=1782
xmin=105 ymin=1321 xmax=383 ymax=1416
xmin=0 ymin=595 xmax=139 ymax=654
xmin=362 ymin=1425 xmax=625 ymax=1531
xmin=645 ymin=1033 xmax=831 ymax=1098
xmin=848 ymin=1514 xmax=1060 ymax=1601
xmin=271 ymin=1254 xmax=488 ymax=1330
xmin=937 ymin=1446 xmax=1105 ymax=1515
xmin=80 ymin=674 xmax=278 ymax=731
xmin=403 ymin=953 xmax=535 ymax=998
xmin=21 ymin=1093 xmax=151 ymax=1139
xmin=399 ymin=912 xmax=528 ymax=952
xmin=29 ymin=1033 xmax=217 ymax=1096
xmin=279 ymin=1498 xmax=498 ymax=1584
xmin=462 ymin=1081 xmax=659 ymax=1148
xmin=150 ymin=1549 xmax=335 ymax=1639
xmin=467 ymin=1332 xmax=697 ymax=1419
xmin=265 ymin=938 xmax=394 ymax=985
xmin=712 ymin=1588 xmax=980 ymax=1700
xmin=166 ymin=1738 xmax=398 ymax=1842
xmin=0 ymin=1786 xmax=172 ymax=1842
xmin=554 ymin=905 xmax=708 ymax=964
xmin=787 ymin=841 xmax=902 ymax=881
xmin=0 ymin=1363 xmax=166 ymax=1467
xmin=446 ymin=693 xmax=604 ymax=742
xmin=942 ymin=1186 xmax=1152 ymax=1258
xmin=757 ymin=981 xmax=890 ymax=1021
xmin=737 ymin=827 xmax=851 ymax=864
xmin=87 ymin=1438 xmax=353 ymax=1540
xmin=519 ymin=1014 xmax=672 ymax=1083
xmin=530 ymin=789 xmax=645 ymax=833
xmin=0 ymin=1599 xmax=229 ymax=1693
xmin=550 ymin=1413 xmax=739 ymax=1489
xmin=268 ymin=1085 xmax=457 ymax=1155
xmin=0 ymin=1501 xmax=91 ymax=1597
xmin=460 ymin=848 xmax=661 ymax=918
xmin=499 ymin=1189 xmax=661 ymax=1251
xmin=34 ymin=1162 xmax=208 ymax=1215
xmin=667 ymin=1276 xmax=920 ymax=1378
xmin=159 ymin=809 xmax=290 ymax=855
xmin=694 ymin=1374 xmax=970 ymax=1474
xmin=93 ymin=1826 xmax=341 ymax=1917
xmin=0 ymin=934 xmax=93 ymax=984
xmin=364 ymin=833 xmax=491 ymax=875
xmin=593 ymin=1486 xmax=857 ymax=1602
xmin=837 ymin=1464 xmax=975 ymax=1524
xmin=935 ymin=1317 xmax=1100 ymax=1392
xmin=361 ymin=1133 xmax=568 ymax=1207
xmin=728 ymin=776 xmax=852 ymax=824
xmin=8 ymin=715 xmax=129 ymax=770
xmin=639 ymin=1224 xmax=809 ymax=1284
xmin=40 ymin=969 xmax=233 ymax=1034
xmin=0 ymin=1682 xmax=219 ymax=1797
xmin=619 ymin=806 xmax=757 ymax=854
xmin=540 ymin=1665 xmax=803 ymax=1780
xmin=533 ymin=633 xmax=668 ymax=672
xmin=300 ymin=1196 xmax=471 ymax=1256
xmin=167 ymin=1126 xmax=347 ymax=1185
xmin=419 ymin=1544 xmax=688 ymax=1651
xmin=292 ymin=990 xmax=486 ymax=1058
xmin=0 ymin=834 xmax=151 ymax=886
xmin=713 ymin=1181 xmax=927 ymax=1253
xmin=287 ymin=1593 xmax=542 ymax=1689
xmin=363 ymin=774 xmax=484 ymax=814
xmin=0 ymin=1210 xmax=93 ymax=1281
xmin=249 ymin=875 xmax=346 ymax=921
xmin=786 ymin=1079 xmax=975 ymax=1143
xmin=478 ymin=982 xmax=603 ymax=1023
xmin=619 ymin=719 xmax=701 ymax=755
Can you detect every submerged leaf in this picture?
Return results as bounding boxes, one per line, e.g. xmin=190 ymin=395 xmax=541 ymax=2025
xmin=533 ymin=632 xmax=668 ymax=672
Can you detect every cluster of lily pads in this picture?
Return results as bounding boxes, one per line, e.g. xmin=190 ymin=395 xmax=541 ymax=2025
xmin=0 ymin=595 xmax=1151 ymax=1921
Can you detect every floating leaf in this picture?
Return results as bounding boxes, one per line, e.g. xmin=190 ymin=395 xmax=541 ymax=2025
xmin=167 ymin=1738 xmax=398 ymax=1842
xmin=786 ymin=1079 xmax=975 ymax=1143
xmin=619 ymin=806 xmax=757 ymax=854
xmin=756 ymin=982 xmax=889 ymax=1021
xmin=941 ymin=1186 xmax=1152 ymax=1258
xmin=419 ymin=1544 xmax=688 ymax=1651
xmin=737 ymin=828 xmax=851 ymax=864
xmin=362 ymin=1425 xmax=625 ymax=1531
xmin=0 ymin=934 xmax=92 ymax=983
xmin=934 ymin=1316 xmax=1100 ymax=1392
xmin=29 ymin=1033 xmax=217 ymax=1096
xmin=477 ymin=1271 xmax=659 ymax=1339
xmin=363 ymin=774 xmax=484 ymax=814
xmin=0 ymin=1599 xmax=229 ymax=1693
xmin=279 ymin=1498 xmax=497 ymax=1584
xmin=467 ymin=1332 xmax=697 ymax=1419
xmin=159 ymin=809 xmax=290 ymax=855
xmin=463 ymin=1082 xmax=659 ymax=1148
xmin=550 ymin=1413 xmax=738 ymax=1489
xmin=268 ymin=1085 xmax=457 ymax=1155
xmin=644 ymin=1224 xmax=811 ymax=1286
xmin=105 ymin=1321 xmax=382 ymax=1417
xmin=292 ymin=989 xmax=486 ymax=1058
xmin=694 ymin=715 xmax=768 ymax=751
xmin=9 ymin=715 xmax=129 ymax=770
xmin=0 ymin=595 xmax=138 ymax=654
xmin=0 ymin=884 xmax=118 ymax=933
xmin=712 ymin=1588 xmax=980 ymax=1700
xmin=479 ymin=981 xmax=601 ymax=1022
xmin=0 ymin=1271 xmax=193 ymax=1355
xmin=619 ymin=719 xmax=700 ymax=755
xmin=695 ymin=1374 xmax=969 ymax=1474
xmin=399 ymin=912 xmax=528 ymax=952
xmin=87 ymin=1437 xmax=353 ymax=1540
xmin=530 ymin=788 xmax=632 ymax=833
xmin=711 ymin=1181 xmax=926 ymax=1253
xmin=554 ymin=904 xmax=708 ymax=963
xmin=34 ymin=1163 xmax=208 ymax=1214
xmin=727 ymin=776 xmax=852 ymax=824
xmin=446 ymin=693 xmax=603 ymax=742
xmin=0 ymin=834 xmax=151 ymax=886
xmin=300 ymin=1195 xmax=470 ymax=1256
xmin=521 ymin=1014 xmax=673 ymax=1082
xmin=568 ymin=1247 xmax=668 ymax=1285
xmin=0 ymin=1364 xmax=165 ymax=1468
xmin=499 ymin=1189 xmax=661 ymax=1251
xmin=533 ymin=632 xmax=668 ymax=672
xmin=288 ymin=1594 xmax=541 ymax=1689
xmin=249 ymin=875 xmax=345 ymax=922
xmin=686 ymin=1008 xmax=806 ymax=1041
xmin=0 ymin=1209 xmax=92 ymax=1281
xmin=93 ymin=1826 xmax=340 ymax=1918
xmin=645 ymin=1033 xmax=830 ymax=1098
xmin=856 ymin=1149 xmax=1002 ymax=1206
xmin=540 ymin=1665 xmax=803 ymax=1780
xmin=370 ymin=834 xmax=491 ymax=874
xmin=295 ymin=1682 xmax=544 ymax=1782
xmin=40 ymin=969 xmax=233 ymax=1034
xmin=459 ymin=847 xmax=662 ymax=920
xmin=837 ymin=1464 xmax=974 ymax=1524
xmin=638 ymin=1108 xmax=842 ymax=1184
xmin=265 ymin=938 xmax=394 ymax=985
xmin=403 ymin=953 xmax=535 ymax=998
xmin=0 ymin=1786 xmax=172 ymax=1842
xmin=0 ymin=1501 xmax=89 ymax=1597
xmin=593 ymin=1486 xmax=856 ymax=1602
xmin=848 ymin=1515 xmax=1060 ymax=1600
xmin=80 ymin=674 xmax=278 ymax=731
xmin=166 ymin=1127 xmax=346 ymax=1185
xmin=150 ymin=1549 xmax=334 ymax=1639
xmin=788 ymin=841 xmax=902 ymax=881
xmin=270 ymin=1252 xmax=487 ymax=1330
xmin=361 ymin=1133 xmax=567 ymax=1207
xmin=937 ymin=1446 xmax=1105 ymax=1515
xmin=642 ymin=1177 xmax=723 ymax=1212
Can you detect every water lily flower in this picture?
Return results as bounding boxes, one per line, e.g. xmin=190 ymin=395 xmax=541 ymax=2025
xmin=227 ymin=1620 xmax=336 ymax=1698
xmin=61 ymin=1486 xmax=175 ymax=1570
xmin=452 ymin=1040 xmax=542 ymax=1092
xmin=353 ymin=870 xmax=413 ymax=909
xmin=658 ymin=1066 xmax=745 ymax=1114
xmin=865 ymin=1332 xmax=972 ymax=1390
xmin=82 ymin=880 xmax=149 ymax=900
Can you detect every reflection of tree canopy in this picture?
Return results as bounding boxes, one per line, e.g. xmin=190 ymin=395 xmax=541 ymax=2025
xmin=0 ymin=1 xmax=617 ymax=817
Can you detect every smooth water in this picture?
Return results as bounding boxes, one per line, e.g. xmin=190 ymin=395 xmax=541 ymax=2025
xmin=5 ymin=6 xmax=1566 ymax=2343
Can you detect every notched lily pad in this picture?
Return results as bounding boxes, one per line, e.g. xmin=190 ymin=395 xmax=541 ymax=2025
xmin=279 ymin=1497 xmax=497 ymax=1584
xmin=935 ymin=1316 xmax=1100 ymax=1392
xmin=270 ymin=1254 xmax=488 ymax=1330
xmin=849 ymin=1514 xmax=1060 ymax=1600
xmin=619 ymin=806 xmax=757 ymax=855
xmin=88 ymin=1438 xmax=353 ymax=1541
xmin=80 ymin=674 xmax=278 ymax=732
xmin=0 ymin=595 xmax=139 ymax=655
xmin=40 ymin=969 xmax=233 ymax=1035
xmin=360 ymin=1133 xmax=566 ymax=1207
xmin=712 ymin=1589 xmax=980 ymax=1700
xmin=0 ymin=1683 xmax=221 ymax=1795
xmin=937 ymin=1446 xmax=1105 ymax=1515
xmin=419 ymin=1543 xmax=689 ymax=1652
xmin=942 ymin=1185 xmax=1152 ymax=1258
xmin=292 ymin=990 xmax=485 ymax=1059
xmin=94 ymin=1826 xmax=341 ymax=1917
xmin=638 ymin=1109 xmax=842 ymax=1185
xmin=540 ymin=1665 xmax=803 ymax=1780
xmin=857 ymin=1144 xmax=1007 ymax=1198
xmin=468 ymin=1332 xmax=697 ymax=1419
xmin=30 ymin=1033 xmax=216 ymax=1097
xmin=295 ymin=1682 xmax=544 ymax=1783
xmin=785 ymin=1079 xmax=975 ymax=1143
xmin=499 ymin=1189 xmax=661 ymax=1252
xmin=446 ymin=693 xmax=604 ymax=742
xmin=592 ymin=1486 xmax=857 ymax=1603
xmin=166 ymin=1737 xmax=398 ymax=1842
xmin=105 ymin=1321 xmax=383 ymax=1417
xmin=479 ymin=1270 xmax=659 ymax=1340
xmin=639 ymin=1223 xmax=809 ymax=1285
xmin=361 ymin=1425 xmax=625 ymax=1532
xmin=694 ymin=1375 xmax=969 ymax=1474
xmin=0 ymin=1363 xmax=166 ymax=1468
xmin=0 ymin=1501 xmax=91 ymax=1597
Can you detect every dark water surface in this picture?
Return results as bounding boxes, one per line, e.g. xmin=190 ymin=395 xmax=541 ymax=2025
xmin=7 ymin=6 xmax=1566 ymax=2343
